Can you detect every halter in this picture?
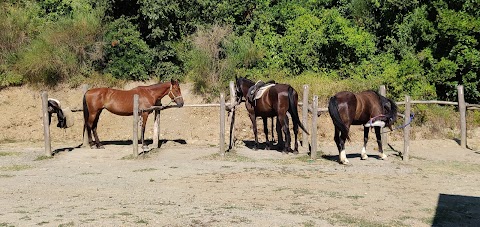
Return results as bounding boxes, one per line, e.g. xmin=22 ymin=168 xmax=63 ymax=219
xmin=168 ymin=84 xmax=182 ymax=100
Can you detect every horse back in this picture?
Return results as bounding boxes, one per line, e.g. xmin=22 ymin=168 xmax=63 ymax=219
xmin=252 ymin=84 xmax=289 ymax=116
xmin=85 ymin=87 xmax=149 ymax=116
xmin=353 ymin=91 xmax=383 ymax=124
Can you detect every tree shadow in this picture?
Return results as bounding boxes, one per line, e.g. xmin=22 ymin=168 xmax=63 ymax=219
xmin=433 ymin=194 xmax=480 ymax=226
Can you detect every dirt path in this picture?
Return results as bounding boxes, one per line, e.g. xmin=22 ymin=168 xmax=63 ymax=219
xmin=1 ymin=83 xmax=480 ymax=226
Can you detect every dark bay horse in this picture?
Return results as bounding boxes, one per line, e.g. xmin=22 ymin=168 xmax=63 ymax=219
xmin=235 ymin=77 xmax=308 ymax=153
xmin=83 ymin=79 xmax=184 ymax=149
xmin=328 ymin=90 xmax=397 ymax=164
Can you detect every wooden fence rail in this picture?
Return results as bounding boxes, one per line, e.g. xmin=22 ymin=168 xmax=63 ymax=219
xmin=43 ymin=82 xmax=477 ymax=158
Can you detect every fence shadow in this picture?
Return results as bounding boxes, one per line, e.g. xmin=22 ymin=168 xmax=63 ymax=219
xmin=433 ymin=193 xmax=480 ymax=226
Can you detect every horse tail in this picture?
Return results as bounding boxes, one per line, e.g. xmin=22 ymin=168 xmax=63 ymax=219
xmin=328 ymin=96 xmax=350 ymax=141
xmin=82 ymin=93 xmax=89 ymax=138
xmin=288 ymin=86 xmax=309 ymax=135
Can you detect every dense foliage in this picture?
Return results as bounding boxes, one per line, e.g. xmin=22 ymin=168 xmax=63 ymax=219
xmin=0 ymin=0 xmax=478 ymax=103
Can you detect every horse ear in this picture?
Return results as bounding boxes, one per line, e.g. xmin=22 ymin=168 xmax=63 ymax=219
xmin=171 ymin=79 xmax=177 ymax=85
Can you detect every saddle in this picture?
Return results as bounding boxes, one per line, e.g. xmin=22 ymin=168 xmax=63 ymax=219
xmin=247 ymin=81 xmax=275 ymax=105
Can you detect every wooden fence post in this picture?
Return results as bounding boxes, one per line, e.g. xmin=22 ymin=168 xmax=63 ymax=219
xmin=220 ymin=93 xmax=226 ymax=155
xmin=457 ymin=85 xmax=467 ymax=148
xmin=302 ymin=85 xmax=309 ymax=149
xmin=82 ymin=84 xmax=90 ymax=148
xmin=311 ymin=95 xmax=318 ymax=159
xmin=228 ymin=81 xmax=236 ymax=150
xmin=403 ymin=95 xmax=411 ymax=161
xmin=152 ymin=109 xmax=160 ymax=148
xmin=379 ymin=85 xmax=387 ymax=147
xmin=133 ymin=94 xmax=139 ymax=156
xmin=41 ymin=91 xmax=52 ymax=156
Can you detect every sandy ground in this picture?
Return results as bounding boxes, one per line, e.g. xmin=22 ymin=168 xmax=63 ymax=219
xmin=0 ymin=82 xmax=480 ymax=226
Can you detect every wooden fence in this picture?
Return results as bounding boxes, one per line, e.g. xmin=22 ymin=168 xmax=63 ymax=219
xmin=42 ymin=83 xmax=478 ymax=160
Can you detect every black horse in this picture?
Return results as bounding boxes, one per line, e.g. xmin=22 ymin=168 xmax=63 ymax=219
xmin=47 ymin=98 xmax=67 ymax=129
xmin=328 ymin=90 xmax=398 ymax=164
xmin=235 ymin=77 xmax=308 ymax=153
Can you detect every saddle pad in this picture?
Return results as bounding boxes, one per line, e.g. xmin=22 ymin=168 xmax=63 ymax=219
xmin=364 ymin=120 xmax=385 ymax=128
xmin=62 ymin=107 xmax=75 ymax=128
xmin=254 ymin=84 xmax=275 ymax=100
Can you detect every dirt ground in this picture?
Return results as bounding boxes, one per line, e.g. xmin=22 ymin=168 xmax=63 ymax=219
xmin=1 ymin=82 xmax=480 ymax=226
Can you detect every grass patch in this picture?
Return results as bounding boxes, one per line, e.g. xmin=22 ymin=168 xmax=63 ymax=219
xmin=80 ymin=172 xmax=101 ymax=175
xmin=58 ymin=221 xmax=75 ymax=227
xmin=346 ymin=195 xmax=365 ymax=200
xmin=36 ymin=221 xmax=49 ymax=226
xmin=0 ymin=174 xmax=14 ymax=178
xmin=0 ymin=223 xmax=15 ymax=227
xmin=34 ymin=155 xmax=53 ymax=161
xmin=120 ymin=154 xmax=137 ymax=160
xmin=136 ymin=219 xmax=148 ymax=224
xmin=0 ymin=164 xmax=31 ymax=171
xmin=199 ymin=152 xmax=256 ymax=162
xmin=118 ymin=212 xmax=132 ymax=216
xmin=329 ymin=213 xmax=405 ymax=227
xmin=0 ymin=151 xmax=20 ymax=157
xmin=133 ymin=168 xmax=157 ymax=172
xmin=421 ymin=160 xmax=480 ymax=175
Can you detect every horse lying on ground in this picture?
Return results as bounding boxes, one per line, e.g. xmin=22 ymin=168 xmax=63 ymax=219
xmin=235 ymin=77 xmax=308 ymax=153
xmin=83 ymin=79 xmax=184 ymax=149
xmin=328 ymin=90 xmax=398 ymax=164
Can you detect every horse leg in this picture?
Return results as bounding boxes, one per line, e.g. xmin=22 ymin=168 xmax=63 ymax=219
xmin=335 ymin=127 xmax=349 ymax=164
xmin=262 ymin=117 xmax=271 ymax=150
xmin=141 ymin=113 xmax=149 ymax=150
xmin=249 ymin=114 xmax=259 ymax=150
xmin=375 ymin=126 xmax=387 ymax=159
xmin=361 ymin=127 xmax=369 ymax=160
xmin=279 ymin=115 xmax=291 ymax=153
xmin=292 ymin=119 xmax=299 ymax=154
xmin=91 ymin=110 xmax=104 ymax=149
xmin=271 ymin=117 xmax=275 ymax=143
xmin=276 ymin=117 xmax=284 ymax=151
xmin=84 ymin=123 xmax=94 ymax=148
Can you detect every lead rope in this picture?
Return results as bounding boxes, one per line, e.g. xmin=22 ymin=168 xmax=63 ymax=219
xmin=380 ymin=113 xmax=415 ymax=134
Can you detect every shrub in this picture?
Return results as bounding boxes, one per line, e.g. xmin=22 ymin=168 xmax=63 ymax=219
xmin=103 ymin=16 xmax=153 ymax=81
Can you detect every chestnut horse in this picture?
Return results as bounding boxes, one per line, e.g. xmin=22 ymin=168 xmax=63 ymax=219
xmin=83 ymin=79 xmax=184 ymax=149
xmin=235 ymin=77 xmax=308 ymax=153
xmin=328 ymin=90 xmax=398 ymax=164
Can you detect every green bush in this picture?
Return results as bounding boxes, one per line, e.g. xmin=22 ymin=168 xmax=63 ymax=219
xmin=103 ymin=16 xmax=153 ymax=81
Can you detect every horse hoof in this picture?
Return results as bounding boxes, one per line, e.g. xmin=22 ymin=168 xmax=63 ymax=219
xmin=142 ymin=146 xmax=149 ymax=151
xmin=340 ymin=159 xmax=350 ymax=165
xmin=380 ymin=154 xmax=388 ymax=160
xmin=361 ymin=154 xmax=368 ymax=160
xmin=292 ymin=150 xmax=299 ymax=155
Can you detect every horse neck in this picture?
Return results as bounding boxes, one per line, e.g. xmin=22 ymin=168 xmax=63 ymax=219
xmin=240 ymin=79 xmax=254 ymax=98
xmin=147 ymin=82 xmax=171 ymax=99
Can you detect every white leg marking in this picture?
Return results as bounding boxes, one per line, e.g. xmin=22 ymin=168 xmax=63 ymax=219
xmin=340 ymin=150 xmax=349 ymax=164
xmin=379 ymin=152 xmax=388 ymax=160
xmin=361 ymin=146 xmax=368 ymax=160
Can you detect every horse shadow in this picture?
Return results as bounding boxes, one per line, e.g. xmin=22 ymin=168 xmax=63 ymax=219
xmin=433 ymin=194 xmax=480 ymax=226
xmin=242 ymin=140 xmax=284 ymax=152
xmin=320 ymin=143 xmax=401 ymax=163
xmin=52 ymin=139 xmax=187 ymax=155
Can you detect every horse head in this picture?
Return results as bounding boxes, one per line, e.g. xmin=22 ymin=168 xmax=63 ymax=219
xmin=235 ymin=77 xmax=254 ymax=102
xmin=379 ymin=95 xmax=398 ymax=130
xmin=168 ymin=79 xmax=184 ymax=107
